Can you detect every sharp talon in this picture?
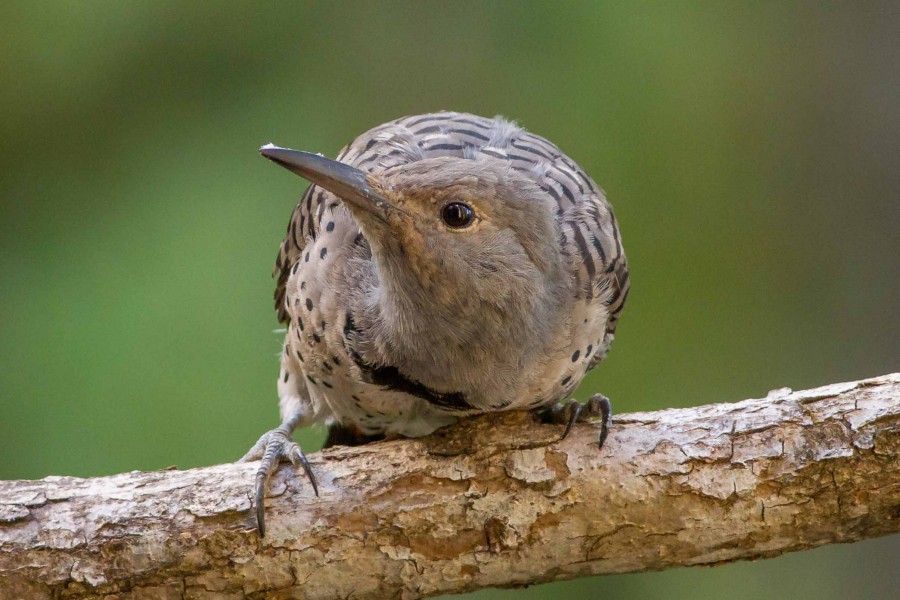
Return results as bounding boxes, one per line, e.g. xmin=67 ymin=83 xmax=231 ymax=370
xmin=293 ymin=447 xmax=319 ymax=497
xmin=241 ymin=424 xmax=317 ymax=537
xmin=591 ymin=394 xmax=613 ymax=449
xmin=560 ymin=402 xmax=584 ymax=441
xmin=254 ymin=471 xmax=268 ymax=537
xmin=598 ymin=421 xmax=609 ymax=449
xmin=543 ymin=394 xmax=613 ymax=449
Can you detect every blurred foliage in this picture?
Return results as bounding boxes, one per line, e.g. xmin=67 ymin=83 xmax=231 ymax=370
xmin=1 ymin=2 xmax=898 ymax=598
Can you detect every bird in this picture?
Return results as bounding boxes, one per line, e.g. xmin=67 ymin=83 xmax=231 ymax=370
xmin=240 ymin=111 xmax=630 ymax=535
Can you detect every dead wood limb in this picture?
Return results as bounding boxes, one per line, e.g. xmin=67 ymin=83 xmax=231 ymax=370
xmin=1 ymin=373 xmax=899 ymax=599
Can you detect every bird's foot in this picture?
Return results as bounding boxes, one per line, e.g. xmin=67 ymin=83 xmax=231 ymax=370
xmin=541 ymin=393 xmax=612 ymax=449
xmin=239 ymin=424 xmax=318 ymax=536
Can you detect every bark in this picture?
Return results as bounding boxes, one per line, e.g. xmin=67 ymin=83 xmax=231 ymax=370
xmin=1 ymin=373 xmax=899 ymax=599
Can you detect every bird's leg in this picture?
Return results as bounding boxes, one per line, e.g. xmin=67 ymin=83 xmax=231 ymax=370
xmin=541 ymin=393 xmax=612 ymax=449
xmin=239 ymin=412 xmax=317 ymax=536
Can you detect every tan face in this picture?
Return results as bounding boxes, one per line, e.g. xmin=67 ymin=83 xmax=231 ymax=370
xmin=371 ymin=172 xmax=490 ymax=233
xmin=260 ymin=146 xmax=560 ymax=297
xmin=363 ymin=159 xmax=562 ymax=302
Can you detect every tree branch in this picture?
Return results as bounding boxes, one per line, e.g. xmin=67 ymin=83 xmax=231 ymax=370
xmin=2 ymin=374 xmax=899 ymax=599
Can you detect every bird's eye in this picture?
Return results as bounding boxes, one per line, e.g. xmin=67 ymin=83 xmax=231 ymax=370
xmin=441 ymin=202 xmax=476 ymax=229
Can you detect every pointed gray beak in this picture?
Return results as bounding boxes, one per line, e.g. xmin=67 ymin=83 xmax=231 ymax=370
xmin=260 ymin=144 xmax=393 ymax=220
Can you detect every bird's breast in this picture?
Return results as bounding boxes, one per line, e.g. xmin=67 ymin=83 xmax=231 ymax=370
xmin=276 ymin=206 xmax=614 ymax=436
xmin=278 ymin=214 xmax=463 ymax=436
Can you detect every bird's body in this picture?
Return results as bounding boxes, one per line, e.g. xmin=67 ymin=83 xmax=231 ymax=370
xmin=271 ymin=112 xmax=628 ymax=438
xmin=242 ymin=112 xmax=629 ymax=534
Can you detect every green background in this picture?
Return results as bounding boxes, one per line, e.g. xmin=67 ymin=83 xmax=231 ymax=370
xmin=2 ymin=2 xmax=898 ymax=598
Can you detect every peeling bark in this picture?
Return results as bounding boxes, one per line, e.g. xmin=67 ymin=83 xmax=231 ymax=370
xmin=1 ymin=373 xmax=899 ymax=599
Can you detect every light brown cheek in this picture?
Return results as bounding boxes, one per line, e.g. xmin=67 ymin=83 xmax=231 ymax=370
xmin=386 ymin=212 xmax=441 ymax=290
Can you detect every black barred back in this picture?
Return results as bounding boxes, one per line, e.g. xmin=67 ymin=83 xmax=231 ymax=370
xmin=273 ymin=112 xmax=629 ymax=335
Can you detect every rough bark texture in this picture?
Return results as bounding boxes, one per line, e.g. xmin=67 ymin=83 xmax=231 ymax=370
xmin=2 ymin=374 xmax=899 ymax=599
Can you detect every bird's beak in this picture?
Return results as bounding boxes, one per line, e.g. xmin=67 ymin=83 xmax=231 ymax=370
xmin=260 ymin=144 xmax=393 ymax=221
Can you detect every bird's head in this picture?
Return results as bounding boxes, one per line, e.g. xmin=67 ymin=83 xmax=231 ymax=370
xmin=261 ymin=145 xmax=567 ymax=315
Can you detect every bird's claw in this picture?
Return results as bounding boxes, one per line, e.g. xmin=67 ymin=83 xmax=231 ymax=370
xmin=239 ymin=425 xmax=318 ymax=536
xmin=543 ymin=393 xmax=612 ymax=449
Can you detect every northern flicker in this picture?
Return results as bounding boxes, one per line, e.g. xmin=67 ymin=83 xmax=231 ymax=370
xmin=241 ymin=112 xmax=630 ymax=535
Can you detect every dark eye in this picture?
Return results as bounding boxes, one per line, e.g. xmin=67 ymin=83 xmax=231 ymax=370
xmin=441 ymin=201 xmax=475 ymax=229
